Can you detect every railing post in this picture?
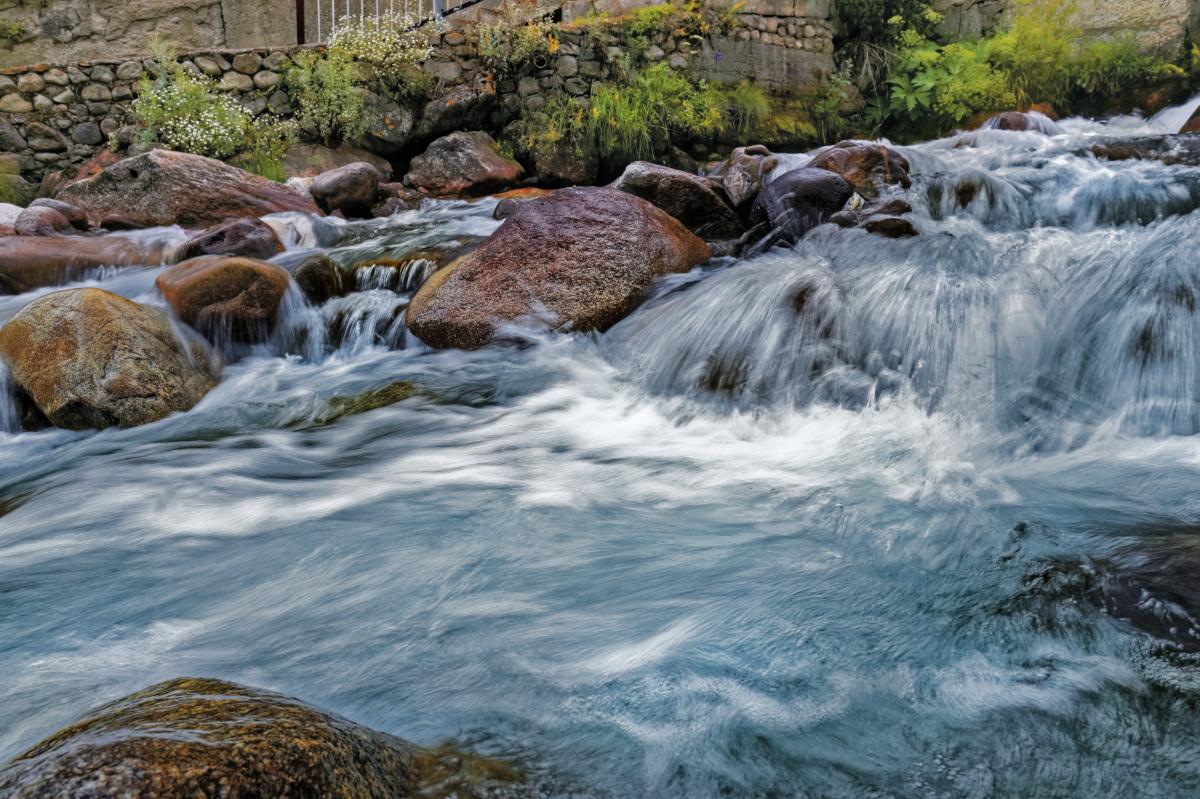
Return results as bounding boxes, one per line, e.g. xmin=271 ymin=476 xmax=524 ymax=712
xmin=434 ymin=0 xmax=443 ymax=20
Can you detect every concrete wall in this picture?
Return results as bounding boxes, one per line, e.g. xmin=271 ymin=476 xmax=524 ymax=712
xmin=0 ymin=0 xmax=297 ymax=68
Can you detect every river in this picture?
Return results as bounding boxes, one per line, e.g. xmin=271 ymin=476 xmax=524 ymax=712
xmin=3 ymin=111 xmax=1200 ymax=796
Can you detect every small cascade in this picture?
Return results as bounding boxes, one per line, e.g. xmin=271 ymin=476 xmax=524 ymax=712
xmin=271 ymin=281 xmax=328 ymax=362
xmin=1150 ymin=92 xmax=1200 ymax=133
xmin=355 ymin=259 xmax=438 ymax=293
xmin=320 ymin=290 xmax=411 ymax=356
xmin=263 ymin=212 xmax=349 ymax=250
xmin=0 ymin=364 xmax=22 ymax=434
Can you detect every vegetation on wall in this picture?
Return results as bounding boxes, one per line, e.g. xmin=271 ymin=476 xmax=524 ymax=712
xmin=476 ymin=1 xmax=560 ymax=78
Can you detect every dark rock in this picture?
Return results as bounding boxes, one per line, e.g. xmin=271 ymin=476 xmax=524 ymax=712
xmin=71 ymin=121 xmax=104 ymax=145
xmin=529 ymin=135 xmax=597 ymax=187
xmin=414 ymin=78 xmax=497 ymax=141
xmin=99 ymin=215 xmax=146 ymax=231
xmin=310 ymin=162 xmax=381 ymax=217
xmin=611 ymin=161 xmax=742 ymax=239
xmin=979 ymin=110 xmax=1062 ymax=134
xmin=57 ymin=150 xmax=320 ymax=228
xmin=713 ymin=145 xmax=778 ymax=210
xmin=356 ymin=89 xmax=416 ymax=156
xmin=371 ymin=196 xmax=413 ymax=217
xmin=809 ymin=142 xmax=911 ymax=197
xmin=0 ymin=288 xmax=219 ymax=429
xmin=0 ymin=677 xmax=522 ymax=797
xmin=156 ymin=256 xmax=292 ymax=343
xmin=406 ymin=132 xmax=524 ymax=197
xmin=175 ymin=218 xmax=285 ymax=261
xmin=0 ymin=237 xmax=171 ymax=294
xmin=863 ymin=215 xmax=918 ymax=238
xmin=750 ymin=168 xmax=854 ymax=244
xmin=0 ymin=118 xmax=27 ymax=151
xmin=29 ymin=198 xmax=89 ymax=230
xmin=288 ymin=253 xmax=347 ymax=305
xmin=407 ymin=187 xmax=710 ymax=349
xmin=1091 ymin=135 xmax=1200 ymax=167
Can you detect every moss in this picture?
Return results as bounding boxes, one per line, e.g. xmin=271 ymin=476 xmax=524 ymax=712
xmin=321 ymin=381 xmax=421 ymax=422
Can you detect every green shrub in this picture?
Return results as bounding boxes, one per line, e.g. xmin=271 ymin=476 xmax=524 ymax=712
xmin=288 ymin=49 xmax=370 ymax=146
xmin=477 ymin=0 xmax=560 ymax=77
xmin=241 ymin=117 xmax=298 ymax=182
xmin=131 ymin=45 xmax=251 ymax=158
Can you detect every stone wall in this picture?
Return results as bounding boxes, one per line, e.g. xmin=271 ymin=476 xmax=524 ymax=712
xmin=932 ymin=0 xmax=1200 ymax=55
xmin=0 ymin=0 xmax=298 ymax=68
xmin=0 ymin=3 xmax=835 ymax=185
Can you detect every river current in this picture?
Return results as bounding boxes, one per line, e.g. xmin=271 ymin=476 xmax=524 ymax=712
xmin=5 ymin=112 xmax=1200 ymax=797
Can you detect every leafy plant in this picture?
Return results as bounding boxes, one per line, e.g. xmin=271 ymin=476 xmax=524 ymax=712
xmin=477 ymin=1 xmax=559 ymax=77
xmin=0 ymin=21 xmax=25 ymax=46
xmin=241 ymin=117 xmax=298 ymax=182
xmin=131 ymin=42 xmax=250 ymax=158
xmin=287 ymin=49 xmax=370 ymax=146
xmin=328 ymin=10 xmax=434 ymax=89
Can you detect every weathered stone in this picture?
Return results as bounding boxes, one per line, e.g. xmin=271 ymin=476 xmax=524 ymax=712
xmin=116 ymin=61 xmax=144 ymax=81
xmin=89 ymin=65 xmax=115 ymax=84
xmin=750 ymin=167 xmax=854 ymax=244
xmin=0 ymin=94 xmax=33 ymax=113
xmin=241 ymin=96 xmax=268 ymax=116
xmin=218 ymin=71 xmax=254 ymax=92
xmin=863 ymin=215 xmax=919 ymax=238
xmin=267 ymin=89 xmax=291 ymax=114
xmin=71 ymin=121 xmax=103 ymax=145
xmin=0 ymin=118 xmax=27 ymax=151
xmin=79 ymin=83 xmax=111 ymax=102
xmin=42 ymin=68 xmax=70 ymax=86
xmin=29 ymin=198 xmax=89 ymax=230
xmin=14 ymin=206 xmax=72 ymax=236
xmin=0 ymin=289 xmax=220 ymax=430
xmin=407 ymin=187 xmax=710 ymax=349
xmin=157 ymin=256 xmax=291 ymax=343
xmin=263 ymin=51 xmax=290 ymax=71
xmin=175 ymin=218 xmax=285 ymax=261
xmin=0 ymin=237 xmax=170 ymax=294
xmin=282 ymin=142 xmax=393 ymax=181
xmin=414 ymin=78 xmax=497 ymax=141
xmin=355 ymin=89 xmax=415 ymax=156
xmin=405 ymin=131 xmax=523 ymax=197
xmin=232 ymin=52 xmax=263 ymax=74
xmin=57 ymin=150 xmax=320 ymax=228
xmin=288 ymin=253 xmax=348 ymax=305
xmin=26 ymin=122 xmax=67 ymax=152
xmin=51 ymin=89 xmax=75 ymax=104
xmin=112 ymin=84 xmax=134 ymax=101
xmin=809 ymin=142 xmax=911 ymax=197
xmin=310 ymin=162 xmax=381 ymax=216
xmin=716 ymin=144 xmax=779 ymax=210
xmin=0 ymin=677 xmax=520 ymax=797
xmin=253 ymin=69 xmax=280 ymax=90
xmin=557 ymin=55 xmax=579 ymax=76
xmin=194 ymin=56 xmax=223 ymax=77
xmin=32 ymin=94 xmax=53 ymax=112
xmin=424 ymin=59 xmax=462 ymax=82
xmin=16 ymin=73 xmax=45 ymax=93
xmin=612 ymin=161 xmax=743 ymax=239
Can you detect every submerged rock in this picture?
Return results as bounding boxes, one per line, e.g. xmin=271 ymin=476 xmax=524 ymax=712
xmin=979 ymin=110 xmax=1063 ymax=135
xmin=809 ymin=142 xmax=911 ymax=197
xmin=0 ymin=288 xmax=219 ymax=430
xmin=310 ymin=162 xmax=382 ymax=217
xmin=0 ymin=236 xmax=172 ymax=294
xmin=750 ymin=167 xmax=853 ymax=245
xmin=156 ymin=256 xmax=292 ymax=344
xmin=0 ymin=677 xmax=524 ymax=798
xmin=406 ymin=131 xmax=524 ymax=197
xmin=1091 ymin=135 xmax=1200 ymax=167
xmin=56 ymin=150 xmax=320 ymax=228
xmin=407 ymin=187 xmax=710 ymax=349
xmin=175 ymin=218 xmax=285 ymax=261
xmin=611 ymin=161 xmax=742 ymax=239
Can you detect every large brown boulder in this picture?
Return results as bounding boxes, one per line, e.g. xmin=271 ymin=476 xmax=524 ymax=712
xmin=56 ymin=150 xmax=320 ymax=229
xmin=175 ymin=218 xmax=285 ymax=261
xmin=0 ymin=678 xmax=522 ymax=798
xmin=13 ymin=206 xmax=72 ymax=237
xmin=156 ymin=256 xmax=291 ymax=343
xmin=0 ymin=288 xmax=220 ymax=430
xmin=405 ymin=131 xmax=524 ymax=197
xmin=809 ymin=142 xmax=911 ymax=197
xmin=407 ymin=187 xmax=710 ymax=349
xmin=611 ymin=161 xmax=743 ymax=239
xmin=0 ymin=237 xmax=173 ymax=294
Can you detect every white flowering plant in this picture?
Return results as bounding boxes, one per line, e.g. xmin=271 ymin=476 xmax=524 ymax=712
xmin=132 ymin=48 xmax=251 ymax=159
xmin=328 ymin=11 xmax=435 ymax=85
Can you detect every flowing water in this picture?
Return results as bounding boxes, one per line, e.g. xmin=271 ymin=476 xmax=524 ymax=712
xmin=7 ymin=112 xmax=1200 ymax=797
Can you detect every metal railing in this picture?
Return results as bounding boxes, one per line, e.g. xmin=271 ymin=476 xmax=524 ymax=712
xmin=305 ymin=0 xmax=479 ymax=43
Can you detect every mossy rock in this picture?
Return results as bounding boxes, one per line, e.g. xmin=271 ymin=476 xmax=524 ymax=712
xmin=322 ymin=380 xmax=421 ymax=422
xmin=0 ymin=172 xmax=34 ymax=206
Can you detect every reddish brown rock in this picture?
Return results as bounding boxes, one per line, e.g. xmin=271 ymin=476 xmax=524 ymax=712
xmin=407 ymin=187 xmax=710 ymax=349
xmin=56 ymin=150 xmax=320 ymax=229
xmin=978 ymin=111 xmax=1063 ymax=134
xmin=0 ymin=288 xmax=220 ymax=430
xmin=14 ymin=206 xmax=71 ymax=237
xmin=175 ymin=218 xmax=285 ymax=261
xmin=405 ymin=131 xmax=523 ymax=197
xmin=29 ymin=198 xmax=89 ymax=230
xmin=310 ymin=162 xmax=381 ymax=217
xmin=611 ymin=161 xmax=743 ymax=239
xmin=156 ymin=256 xmax=291 ymax=343
xmin=0 ymin=678 xmax=523 ymax=798
xmin=0 ymin=236 xmax=171 ymax=294
xmin=809 ymin=142 xmax=911 ymax=197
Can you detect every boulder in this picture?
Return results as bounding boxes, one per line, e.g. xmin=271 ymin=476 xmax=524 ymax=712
xmin=156 ymin=256 xmax=292 ymax=343
xmin=413 ymin=78 xmax=497 ymax=141
xmin=713 ymin=145 xmax=779 ymax=210
xmin=406 ymin=132 xmax=524 ymax=197
xmin=282 ymin=142 xmax=394 ymax=181
xmin=0 ymin=173 xmax=35 ymax=207
xmin=809 ymin=142 xmax=911 ymax=197
xmin=611 ymin=161 xmax=742 ymax=239
xmin=175 ymin=218 xmax=285 ymax=261
xmin=56 ymin=150 xmax=320 ymax=228
xmin=310 ymin=162 xmax=381 ymax=217
xmin=0 ymin=289 xmax=219 ymax=430
xmin=407 ymin=187 xmax=710 ymax=349
xmin=356 ymin=89 xmax=417 ymax=156
xmin=288 ymin=253 xmax=348 ymax=305
xmin=14 ymin=206 xmax=71 ymax=237
xmin=979 ymin=110 xmax=1062 ymax=134
xmin=0 ymin=678 xmax=521 ymax=798
xmin=863 ymin=215 xmax=918 ymax=238
xmin=29 ymin=198 xmax=89 ymax=230
xmin=0 ymin=237 xmax=172 ymax=294
xmin=750 ymin=168 xmax=854 ymax=244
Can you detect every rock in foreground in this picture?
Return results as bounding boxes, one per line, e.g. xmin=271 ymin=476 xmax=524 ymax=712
xmin=751 ymin=168 xmax=853 ymax=244
xmin=407 ymin=187 xmax=710 ymax=349
xmin=156 ymin=256 xmax=291 ymax=344
xmin=0 ymin=288 xmax=219 ymax=429
xmin=56 ymin=150 xmax=320 ymax=228
xmin=0 ymin=677 xmax=524 ymax=798
xmin=0 ymin=236 xmax=173 ymax=294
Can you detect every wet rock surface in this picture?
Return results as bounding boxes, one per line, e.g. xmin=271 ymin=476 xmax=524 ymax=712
xmin=809 ymin=141 xmax=912 ymax=197
xmin=156 ymin=256 xmax=292 ymax=344
xmin=611 ymin=161 xmax=743 ymax=239
xmin=310 ymin=162 xmax=383 ymax=217
xmin=407 ymin=187 xmax=710 ymax=349
xmin=175 ymin=218 xmax=285 ymax=261
xmin=56 ymin=150 xmax=320 ymax=228
xmin=0 ymin=678 xmax=528 ymax=798
xmin=750 ymin=167 xmax=854 ymax=245
xmin=0 ymin=288 xmax=219 ymax=430
xmin=406 ymin=131 xmax=524 ymax=197
xmin=0 ymin=236 xmax=171 ymax=294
